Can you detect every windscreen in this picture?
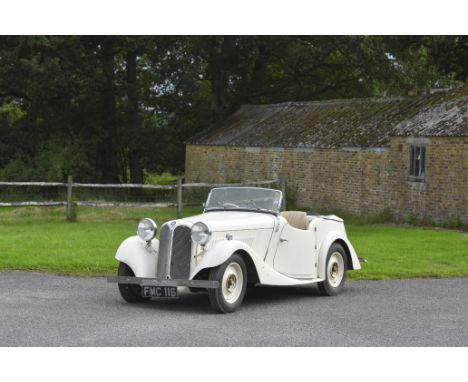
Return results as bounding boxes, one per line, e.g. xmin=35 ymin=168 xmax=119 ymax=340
xmin=205 ymin=187 xmax=282 ymax=213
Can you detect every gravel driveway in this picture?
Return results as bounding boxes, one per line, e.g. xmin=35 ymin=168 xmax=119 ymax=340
xmin=0 ymin=271 xmax=467 ymax=346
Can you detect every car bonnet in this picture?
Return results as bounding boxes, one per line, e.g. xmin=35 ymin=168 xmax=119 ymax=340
xmin=181 ymin=210 xmax=276 ymax=231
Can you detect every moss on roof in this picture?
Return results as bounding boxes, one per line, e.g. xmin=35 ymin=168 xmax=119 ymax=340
xmin=188 ymin=86 xmax=468 ymax=148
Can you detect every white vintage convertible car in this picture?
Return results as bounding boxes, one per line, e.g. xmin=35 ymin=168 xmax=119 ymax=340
xmin=108 ymin=187 xmax=360 ymax=313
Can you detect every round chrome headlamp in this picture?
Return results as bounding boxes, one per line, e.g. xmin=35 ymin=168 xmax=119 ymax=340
xmin=191 ymin=222 xmax=212 ymax=245
xmin=137 ymin=218 xmax=157 ymax=242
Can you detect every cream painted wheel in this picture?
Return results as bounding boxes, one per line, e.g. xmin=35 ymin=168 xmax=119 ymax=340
xmin=327 ymin=252 xmax=345 ymax=287
xmin=222 ymin=263 xmax=244 ymax=304
xmin=208 ymin=254 xmax=247 ymax=313
xmin=318 ymin=243 xmax=347 ymax=296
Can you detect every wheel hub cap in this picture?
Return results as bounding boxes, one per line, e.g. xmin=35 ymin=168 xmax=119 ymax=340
xmin=227 ymin=275 xmax=237 ymax=292
xmin=222 ymin=263 xmax=243 ymax=303
xmin=327 ymin=252 xmax=344 ymax=287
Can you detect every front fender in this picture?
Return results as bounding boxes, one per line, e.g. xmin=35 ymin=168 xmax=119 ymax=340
xmin=190 ymin=240 xmax=262 ymax=280
xmin=317 ymin=231 xmax=360 ymax=279
xmin=115 ymin=236 xmax=159 ymax=278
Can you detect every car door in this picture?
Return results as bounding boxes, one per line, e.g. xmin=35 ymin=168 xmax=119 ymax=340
xmin=273 ymin=224 xmax=317 ymax=278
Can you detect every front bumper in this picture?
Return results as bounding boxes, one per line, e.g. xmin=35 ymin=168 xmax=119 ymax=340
xmin=107 ymin=276 xmax=220 ymax=289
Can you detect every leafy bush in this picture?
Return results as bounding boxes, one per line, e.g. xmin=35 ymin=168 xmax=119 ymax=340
xmin=0 ymin=152 xmax=37 ymax=181
xmin=143 ymin=171 xmax=179 ymax=185
xmin=0 ymin=138 xmax=93 ymax=182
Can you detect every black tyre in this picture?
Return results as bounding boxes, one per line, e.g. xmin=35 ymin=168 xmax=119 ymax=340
xmin=318 ymin=243 xmax=347 ymax=296
xmin=117 ymin=262 xmax=150 ymax=303
xmin=208 ymin=254 xmax=247 ymax=313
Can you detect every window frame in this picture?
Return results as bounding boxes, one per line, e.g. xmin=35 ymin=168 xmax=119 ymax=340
xmin=408 ymin=144 xmax=426 ymax=182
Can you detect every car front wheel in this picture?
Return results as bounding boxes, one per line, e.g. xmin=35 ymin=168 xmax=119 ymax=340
xmin=208 ymin=254 xmax=247 ymax=313
xmin=117 ymin=262 xmax=150 ymax=303
xmin=318 ymin=243 xmax=347 ymax=296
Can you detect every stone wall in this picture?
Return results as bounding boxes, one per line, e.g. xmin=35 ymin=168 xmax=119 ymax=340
xmin=185 ymin=137 xmax=468 ymax=224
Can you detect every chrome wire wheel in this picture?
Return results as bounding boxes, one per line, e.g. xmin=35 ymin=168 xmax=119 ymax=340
xmin=221 ymin=262 xmax=244 ymax=304
xmin=327 ymin=251 xmax=345 ymax=287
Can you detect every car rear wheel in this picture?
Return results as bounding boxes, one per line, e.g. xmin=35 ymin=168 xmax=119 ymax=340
xmin=318 ymin=243 xmax=347 ymax=296
xmin=208 ymin=254 xmax=247 ymax=313
xmin=117 ymin=262 xmax=150 ymax=303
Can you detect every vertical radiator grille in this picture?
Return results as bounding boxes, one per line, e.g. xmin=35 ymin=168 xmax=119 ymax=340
xmin=170 ymin=226 xmax=192 ymax=279
xmin=156 ymin=224 xmax=192 ymax=279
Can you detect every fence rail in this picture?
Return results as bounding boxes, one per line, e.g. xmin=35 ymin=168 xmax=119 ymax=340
xmin=0 ymin=176 xmax=284 ymax=220
xmin=0 ymin=181 xmax=174 ymax=190
xmin=0 ymin=179 xmax=278 ymax=189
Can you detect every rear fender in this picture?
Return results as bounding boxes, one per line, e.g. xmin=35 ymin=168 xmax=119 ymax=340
xmin=317 ymin=232 xmax=360 ymax=279
xmin=115 ymin=236 xmax=159 ymax=278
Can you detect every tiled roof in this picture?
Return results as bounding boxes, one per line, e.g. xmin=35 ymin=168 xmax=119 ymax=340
xmin=188 ymin=86 xmax=468 ymax=148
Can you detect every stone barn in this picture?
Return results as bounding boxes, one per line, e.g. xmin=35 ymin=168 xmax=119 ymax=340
xmin=185 ymin=86 xmax=468 ymax=225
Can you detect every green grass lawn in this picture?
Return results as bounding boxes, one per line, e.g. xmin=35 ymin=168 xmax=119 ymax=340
xmin=0 ymin=206 xmax=201 ymax=276
xmin=347 ymin=225 xmax=468 ymax=280
xmin=0 ymin=206 xmax=467 ymax=279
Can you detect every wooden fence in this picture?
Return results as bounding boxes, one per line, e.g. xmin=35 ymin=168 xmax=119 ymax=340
xmin=0 ymin=176 xmax=285 ymax=220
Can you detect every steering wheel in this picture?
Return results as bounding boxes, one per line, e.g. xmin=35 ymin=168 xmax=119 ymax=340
xmin=247 ymin=200 xmax=258 ymax=208
xmin=223 ymin=202 xmax=240 ymax=208
xmin=217 ymin=202 xmax=240 ymax=208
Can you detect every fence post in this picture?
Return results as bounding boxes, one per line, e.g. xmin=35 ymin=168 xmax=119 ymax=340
xmin=280 ymin=178 xmax=286 ymax=211
xmin=176 ymin=178 xmax=183 ymax=218
xmin=66 ymin=175 xmax=73 ymax=221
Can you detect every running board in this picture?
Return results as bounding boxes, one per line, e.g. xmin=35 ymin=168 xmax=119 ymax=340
xmin=261 ymin=278 xmax=324 ymax=287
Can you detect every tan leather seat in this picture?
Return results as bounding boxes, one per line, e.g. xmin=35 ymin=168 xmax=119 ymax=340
xmin=280 ymin=211 xmax=309 ymax=230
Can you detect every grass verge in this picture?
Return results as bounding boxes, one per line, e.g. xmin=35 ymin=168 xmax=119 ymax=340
xmin=0 ymin=206 xmax=467 ymax=279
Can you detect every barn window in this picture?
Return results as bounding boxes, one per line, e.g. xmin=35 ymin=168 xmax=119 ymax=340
xmin=409 ymin=145 xmax=426 ymax=180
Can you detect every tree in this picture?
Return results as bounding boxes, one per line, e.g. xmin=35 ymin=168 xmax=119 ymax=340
xmin=0 ymin=36 xmax=466 ymax=182
xmin=125 ymin=39 xmax=143 ymax=183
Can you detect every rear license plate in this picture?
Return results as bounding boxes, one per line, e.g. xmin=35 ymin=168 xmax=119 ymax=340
xmin=142 ymin=286 xmax=178 ymax=298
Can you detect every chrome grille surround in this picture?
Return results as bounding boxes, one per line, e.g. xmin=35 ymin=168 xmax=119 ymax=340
xmin=156 ymin=223 xmax=172 ymax=279
xmin=156 ymin=222 xmax=192 ymax=279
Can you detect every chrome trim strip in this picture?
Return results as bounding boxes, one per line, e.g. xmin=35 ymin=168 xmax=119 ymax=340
xmin=156 ymin=223 xmax=173 ymax=279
